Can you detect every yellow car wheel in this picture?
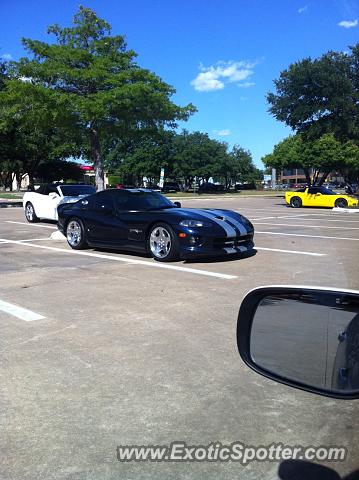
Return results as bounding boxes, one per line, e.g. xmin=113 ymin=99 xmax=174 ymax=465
xmin=290 ymin=196 xmax=302 ymax=208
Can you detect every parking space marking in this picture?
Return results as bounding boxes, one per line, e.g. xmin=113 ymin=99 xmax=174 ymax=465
xmin=0 ymin=238 xmax=238 ymax=280
xmin=0 ymin=299 xmax=45 ymax=322
xmin=255 ymin=247 xmax=325 ymax=256
xmin=254 ymin=222 xmax=359 ymax=230
xmin=274 ymin=216 xmax=359 ymax=223
xmin=5 ymin=221 xmax=57 ymax=229
xmin=256 ymin=231 xmax=359 ymax=241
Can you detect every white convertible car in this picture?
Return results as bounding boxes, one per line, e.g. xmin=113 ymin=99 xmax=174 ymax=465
xmin=23 ymin=183 xmax=96 ymax=222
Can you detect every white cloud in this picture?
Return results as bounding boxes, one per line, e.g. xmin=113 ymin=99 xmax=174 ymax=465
xmin=298 ymin=5 xmax=308 ymax=13
xmin=213 ymin=129 xmax=231 ymax=136
xmin=1 ymin=53 xmax=12 ymax=60
xmin=191 ymin=60 xmax=255 ymax=92
xmin=338 ymin=19 xmax=358 ymax=28
xmin=237 ymin=81 xmax=255 ymax=88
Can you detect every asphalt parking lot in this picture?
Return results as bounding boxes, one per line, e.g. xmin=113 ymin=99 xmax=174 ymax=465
xmin=1 ymin=196 xmax=359 ymax=480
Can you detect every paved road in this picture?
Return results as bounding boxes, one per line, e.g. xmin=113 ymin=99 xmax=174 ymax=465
xmin=1 ymin=197 xmax=358 ymax=479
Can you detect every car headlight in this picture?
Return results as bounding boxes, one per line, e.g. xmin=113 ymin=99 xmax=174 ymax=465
xmin=179 ymin=219 xmax=211 ymax=227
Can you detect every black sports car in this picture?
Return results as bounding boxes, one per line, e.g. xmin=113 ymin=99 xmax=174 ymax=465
xmin=57 ymin=189 xmax=254 ymax=262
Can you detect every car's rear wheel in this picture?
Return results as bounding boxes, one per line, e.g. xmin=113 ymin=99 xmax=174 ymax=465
xmin=335 ymin=198 xmax=348 ymax=208
xmin=148 ymin=223 xmax=179 ymax=262
xmin=290 ymin=196 xmax=302 ymax=208
xmin=66 ymin=218 xmax=87 ymax=250
xmin=25 ymin=202 xmax=39 ymax=223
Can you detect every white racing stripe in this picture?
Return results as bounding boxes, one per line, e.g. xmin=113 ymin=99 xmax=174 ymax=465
xmin=210 ymin=209 xmax=248 ymax=236
xmin=0 ymin=299 xmax=45 ymax=322
xmin=182 ymin=209 xmax=237 ymax=237
xmin=0 ymin=238 xmax=237 ymax=280
xmin=5 ymin=221 xmax=57 ymax=229
xmin=255 ymin=247 xmax=325 ymax=257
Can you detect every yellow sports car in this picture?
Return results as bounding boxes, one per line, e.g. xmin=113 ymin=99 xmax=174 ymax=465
xmin=285 ymin=186 xmax=359 ymax=208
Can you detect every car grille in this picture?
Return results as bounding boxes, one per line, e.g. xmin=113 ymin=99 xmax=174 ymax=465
xmin=213 ymin=235 xmax=253 ymax=248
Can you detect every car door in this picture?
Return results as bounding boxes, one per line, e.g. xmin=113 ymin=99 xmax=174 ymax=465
xmin=305 ymin=186 xmax=321 ymax=206
xmin=84 ymin=191 xmax=128 ymax=246
xmin=35 ymin=185 xmax=61 ymax=219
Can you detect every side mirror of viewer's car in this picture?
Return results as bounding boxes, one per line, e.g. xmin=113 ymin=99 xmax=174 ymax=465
xmin=237 ymin=286 xmax=359 ymax=399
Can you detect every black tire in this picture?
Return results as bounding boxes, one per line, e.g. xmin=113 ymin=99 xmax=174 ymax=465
xmin=335 ymin=198 xmax=348 ymax=208
xmin=65 ymin=217 xmax=88 ymax=250
xmin=147 ymin=223 xmax=179 ymax=262
xmin=25 ymin=202 xmax=40 ymax=223
xmin=290 ymin=196 xmax=302 ymax=208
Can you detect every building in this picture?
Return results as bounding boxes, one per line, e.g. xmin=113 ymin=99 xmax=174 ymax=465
xmin=278 ymin=168 xmax=345 ymax=186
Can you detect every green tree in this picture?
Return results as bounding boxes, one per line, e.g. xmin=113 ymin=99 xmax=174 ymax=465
xmin=262 ymin=134 xmax=354 ymax=185
xmin=15 ymin=7 xmax=195 ymax=191
xmin=107 ymin=130 xmax=175 ymax=185
xmin=35 ymin=159 xmax=83 ymax=183
xmin=267 ymin=46 xmax=359 ymax=142
xmin=172 ymin=131 xmax=226 ymax=190
xmin=0 ymin=79 xmax=80 ymax=190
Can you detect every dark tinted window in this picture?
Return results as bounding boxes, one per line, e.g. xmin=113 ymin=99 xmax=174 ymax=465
xmin=60 ymin=185 xmax=96 ymax=196
xmin=113 ymin=190 xmax=174 ymax=210
xmin=308 ymin=186 xmax=335 ymax=195
xmin=92 ymin=192 xmax=114 ymax=212
xmin=308 ymin=187 xmax=320 ymax=194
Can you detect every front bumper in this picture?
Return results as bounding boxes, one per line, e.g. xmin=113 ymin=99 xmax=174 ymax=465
xmin=177 ymin=231 xmax=255 ymax=259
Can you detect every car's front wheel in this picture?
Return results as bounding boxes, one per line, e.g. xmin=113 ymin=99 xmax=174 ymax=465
xmin=148 ymin=223 xmax=179 ymax=262
xmin=25 ymin=202 xmax=39 ymax=223
xmin=66 ymin=218 xmax=87 ymax=250
xmin=290 ymin=196 xmax=302 ymax=208
xmin=335 ymin=198 xmax=348 ymax=208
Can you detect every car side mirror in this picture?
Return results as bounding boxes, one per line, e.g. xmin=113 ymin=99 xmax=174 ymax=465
xmin=237 ymin=286 xmax=359 ymax=399
xmin=174 ymin=201 xmax=181 ymax=208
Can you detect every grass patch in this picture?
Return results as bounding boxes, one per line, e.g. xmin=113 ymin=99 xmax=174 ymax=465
xmin=0 ymin=193 xmax=23 ymax=199
xmin=166 ymin=190 xmax=285 ymax=198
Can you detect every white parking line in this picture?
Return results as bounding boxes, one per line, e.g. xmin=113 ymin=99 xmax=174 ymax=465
xmin=5 ymin=221 xmax=57 ymax=229
xmin=256 ymin=231 xmax=359 ymax=241
xmin=0 ymin=299 xmax=45 ymax=322
xmin=254 ymin=222 xmax=359 ymax=230
xmin=274 ymin=216 xmax=359 ymax=223
xmin=0 ymin=238 xmax=238 ymax=280
xmin=255 ymin=247 xmax=325 ymax=257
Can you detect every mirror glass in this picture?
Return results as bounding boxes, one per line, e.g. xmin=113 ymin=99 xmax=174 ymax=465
xmin=250 ymin=292 xmax=359 ymax=394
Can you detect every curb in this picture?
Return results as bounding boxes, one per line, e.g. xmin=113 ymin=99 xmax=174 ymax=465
xmin=50 ymin=231 xmax=66 ymax=241
xmin=0 ymin=201 xmax=22 ymax=208
xmin=332 ymin=207 xmax=359 ymax=214
xmin=167 ymin=194 xmax=285 ymax=200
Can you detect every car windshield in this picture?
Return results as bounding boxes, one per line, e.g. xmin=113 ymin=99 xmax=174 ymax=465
xmin=114 ymin=190 xmax=175 ymax=210
xmin=59 ymin=185 xmax=96 ymax=196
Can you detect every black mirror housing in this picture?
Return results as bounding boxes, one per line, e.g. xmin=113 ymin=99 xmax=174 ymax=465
xmin=237 ymin=286 xmax=359 ymax=400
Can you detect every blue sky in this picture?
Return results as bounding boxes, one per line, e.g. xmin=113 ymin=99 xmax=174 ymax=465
xmin=1 ymin=0 xmax=358 ymax=167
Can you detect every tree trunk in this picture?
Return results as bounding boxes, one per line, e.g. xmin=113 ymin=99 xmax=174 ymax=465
xmin=318 ymin=171 xmax=330 ymax=186
xmin=304 ymin=168 xmax=312 ymax=186
xmin=90 ymin=127 xmax=105 ymax=191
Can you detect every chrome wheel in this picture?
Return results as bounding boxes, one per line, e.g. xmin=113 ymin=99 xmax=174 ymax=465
xmin=150 ymin=226 xmax=171 ymax=259
xmin=25 ymin=204 xmax=34 ymax=221
xmin=67 ymin=220 xmax=82 ymax=247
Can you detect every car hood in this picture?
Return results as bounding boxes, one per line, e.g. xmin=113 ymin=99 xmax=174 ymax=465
xmin=164 ymin=207 xmax=253 ymax=234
